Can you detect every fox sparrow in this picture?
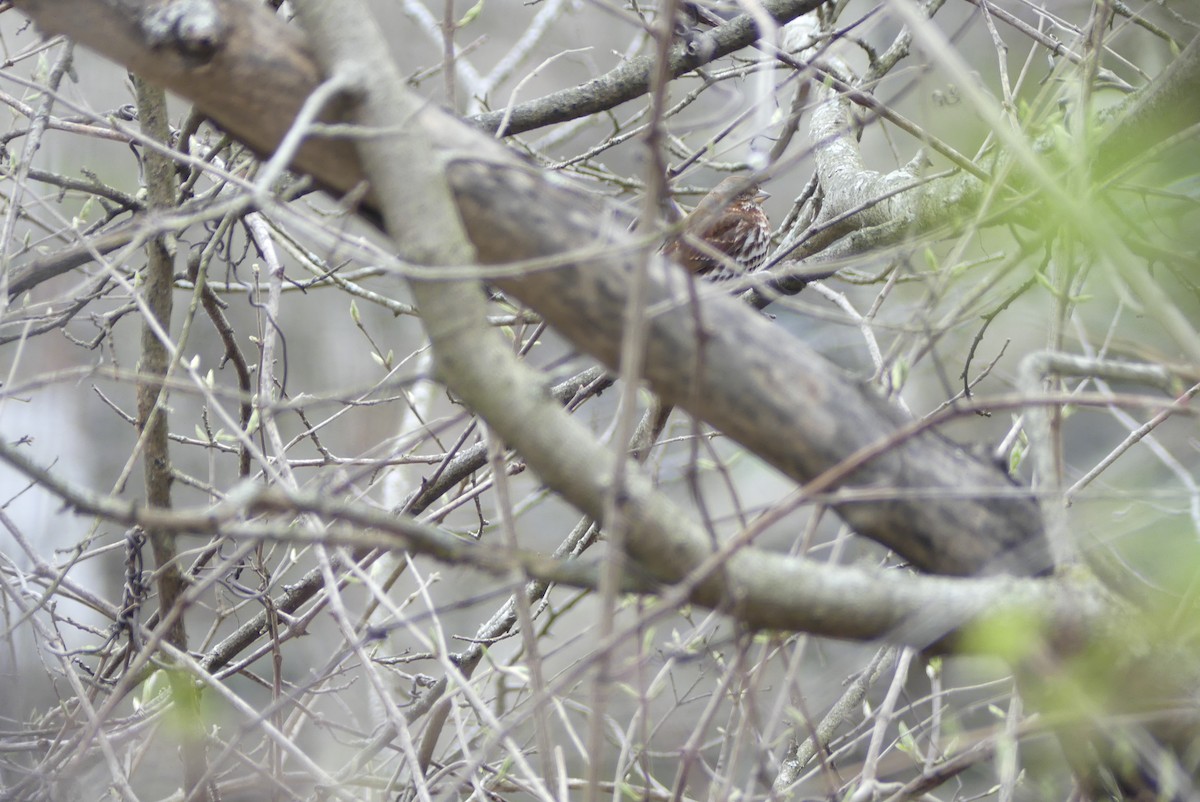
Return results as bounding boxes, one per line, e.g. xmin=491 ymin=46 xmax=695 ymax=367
xmin=663 ymin=176 xmax=771 ymax=279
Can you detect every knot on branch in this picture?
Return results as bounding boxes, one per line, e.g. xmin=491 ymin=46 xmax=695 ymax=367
xmin=141 ymin=0 xmax=229 ymax=63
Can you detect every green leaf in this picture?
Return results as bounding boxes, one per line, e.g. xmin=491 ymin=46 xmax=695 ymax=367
xmin=889 ymin=358 xmax=909 ymax=390
xmin=896 ymin=720 xmax=917 ymax=754
xmin=1008 ymin=435 xmax=1026 ymax=475
xmin=959 ymin=606 xmax=1043 ymax=662
xmin=922 ymin=247 xmax=938 ymax=272
xmin=136 ymin=669 xmax=171 ymax=712
xmin=456 ymin=0 xmax=485 ymax=27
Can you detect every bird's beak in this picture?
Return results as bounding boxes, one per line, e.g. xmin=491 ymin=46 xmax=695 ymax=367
xmin=754 ymin=189 xmax=770 ymax=203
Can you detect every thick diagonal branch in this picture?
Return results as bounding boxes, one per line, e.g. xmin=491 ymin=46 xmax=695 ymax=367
xmin=12 ymin=0 xmax=1051 ymax=575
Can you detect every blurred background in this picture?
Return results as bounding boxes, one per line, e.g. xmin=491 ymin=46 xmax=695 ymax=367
xmin=0 ymin=0 xmax=1197 ymax=799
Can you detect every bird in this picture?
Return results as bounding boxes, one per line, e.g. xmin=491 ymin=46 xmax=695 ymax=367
xmin=662 ymin=176 xmax=771 ymax=280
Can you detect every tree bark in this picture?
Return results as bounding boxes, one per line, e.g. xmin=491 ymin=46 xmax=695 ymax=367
xmin=10 ymin=0 xmax=1066 ymax=576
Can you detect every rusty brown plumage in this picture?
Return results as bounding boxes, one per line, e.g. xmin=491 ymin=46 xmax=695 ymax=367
xmin=663 ymin=176 xmax=771 ymax=279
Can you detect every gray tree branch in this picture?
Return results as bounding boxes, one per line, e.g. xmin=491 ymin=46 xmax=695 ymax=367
xmin=10 ymin=3 xmax=1198 ymax=584
xmin=12 ymin=0 xmax=1058 ymax=577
